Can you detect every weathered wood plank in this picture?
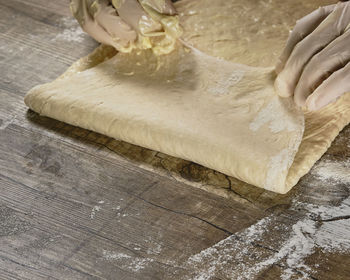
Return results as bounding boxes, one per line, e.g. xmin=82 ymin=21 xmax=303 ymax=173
xmin=0 ymin=0 xmax=349 ymax=279
xmin=1 ymin=123 xmax=270 ymax=279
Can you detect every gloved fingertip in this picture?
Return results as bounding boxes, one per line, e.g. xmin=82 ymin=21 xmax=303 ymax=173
xmin=275 ymin=59 xmax=283 ymax=74
xmin=294 ymin=95 xmax=307 ymax=108
xmin=274 ymin=75 xmax=292 ymax=98
xmin=305 ymin=92 xmax=329 ymax=111
xmin=305 ymin=97 xmax=318 ymax=111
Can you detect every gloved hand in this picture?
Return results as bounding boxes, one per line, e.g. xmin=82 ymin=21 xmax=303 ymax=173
xmin=275 ymin=1 xmax=350 ymax=111
xmin=70 ymin=0 xmax=178 ymax=53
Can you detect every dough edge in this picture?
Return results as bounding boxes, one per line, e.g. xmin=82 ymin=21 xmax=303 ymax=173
xmin=25 ymin=44 xmax=350 ymax=194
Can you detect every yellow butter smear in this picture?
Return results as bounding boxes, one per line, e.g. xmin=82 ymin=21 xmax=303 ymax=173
xmin=120 ymin=4 xmax=182 ymax=55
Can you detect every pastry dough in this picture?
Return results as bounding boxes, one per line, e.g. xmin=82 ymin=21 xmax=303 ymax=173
xmin=25 ymin=0 xmax=350 ymax=193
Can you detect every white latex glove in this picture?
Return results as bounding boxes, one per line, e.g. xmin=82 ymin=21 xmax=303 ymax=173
xmin=275 ymin=1 xmax=350 ymax=111
xmin=70 ymin=0 xmax=177 ymax=52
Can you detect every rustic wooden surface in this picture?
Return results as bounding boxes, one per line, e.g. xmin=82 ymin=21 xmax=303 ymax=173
xmin=0 ymin=0 xmax=349 ymax=279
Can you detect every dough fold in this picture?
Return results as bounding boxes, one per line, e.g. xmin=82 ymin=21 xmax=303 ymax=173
xmin=25 ymin=0 xmax=350 ymax=194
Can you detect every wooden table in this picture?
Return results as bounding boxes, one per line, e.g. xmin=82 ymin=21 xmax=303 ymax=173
xmin=1 ymin=0 xmax=349 ymax=279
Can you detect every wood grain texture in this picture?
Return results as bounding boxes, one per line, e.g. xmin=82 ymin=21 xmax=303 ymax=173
xmin=0 ymin=0 xmax=349 ymax=279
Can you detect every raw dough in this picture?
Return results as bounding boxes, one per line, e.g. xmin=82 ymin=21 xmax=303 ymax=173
xmin=25 ymin=0 xmax=350 ymax=194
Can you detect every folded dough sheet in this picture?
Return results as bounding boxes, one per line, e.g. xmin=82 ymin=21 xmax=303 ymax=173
xmin=25 ymin=0 xmax=350 ymax=193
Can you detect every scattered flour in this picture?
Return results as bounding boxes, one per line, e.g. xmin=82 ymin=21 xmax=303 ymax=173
xmin=102 ymin=250 xmax=154 ymax=272
xmin=53 ymin=17 xmax=86 ymax=43
xmin=128 ymin=257 xmax=154 ymax=272
xmin=90 ymin=205 xmax=101 ymax=219
xmin=186 ymin=157 xmax=350 ymax=279
xmin=263 ymin=106 xmax=304 ymax=191
xmin=99 ymin=158 xmax=349 ymax=279
xmin=249 ymin=96 xmax=303 ymax=133
xmin=146 ymin=242 xmax=162 ymax=255
xmin=252 ymin=219 xmax=317 ymax=280
xmin=207 ymin=70 xmax=245 ymax=95
xmin=102 ymin=250 xmax=131 ymax=261
xmin=270 ymin=192 xmax=350 ymax=280
xmin=243 ymin=216 xmax=273 ymax=242
xmin=264 ymin=148 xmax=290 ymax=190
xmin=314 ymin=218 xmax=350 ymax=252
xmin=309 ymin=159 xmax=350 ymax=184
xmin=187 ymin=216 xmax=274 ymax=280
xmin=201 ymin=49 xmax=246 ymax=95
xmin=54 ymin=27 xmax=85 ymax=43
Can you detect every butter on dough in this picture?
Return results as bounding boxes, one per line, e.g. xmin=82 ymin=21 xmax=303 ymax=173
xmin=25 ymin=0 xmax=350 ymax=194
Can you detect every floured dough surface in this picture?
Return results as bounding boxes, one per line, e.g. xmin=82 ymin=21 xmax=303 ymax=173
xmin=25 ymin=45 xmax=305 ymax=193
xmin=25 ymin=0 xmax=350 ymax=194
